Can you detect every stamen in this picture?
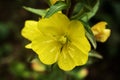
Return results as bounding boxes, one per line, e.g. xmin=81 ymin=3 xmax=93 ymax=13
xmin=58 ymin=36 xmax=67 ymax=45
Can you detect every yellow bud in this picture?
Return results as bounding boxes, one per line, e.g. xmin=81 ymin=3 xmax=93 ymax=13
xmin=50 ymin=0 xmax=58 ymax=5
xmin=77 ymin=68 xmax=88 ymax=79
xmin=91 ymin=21 xmax=111 ymax=42
xmin=50 ymin=0 xmax=65 ymax=5
xmin=31 ymin=58 xmax=46 ymax=72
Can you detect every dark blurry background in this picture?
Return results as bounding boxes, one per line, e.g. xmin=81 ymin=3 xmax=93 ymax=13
xmin=0 ymin=0 xmax=120 ymax=80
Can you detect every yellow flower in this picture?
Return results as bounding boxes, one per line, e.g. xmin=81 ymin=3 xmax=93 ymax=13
xmin=91 ymin=21 xmax=111 ymax=42
xmin=21 ymin=13 xmax=91 ymax=71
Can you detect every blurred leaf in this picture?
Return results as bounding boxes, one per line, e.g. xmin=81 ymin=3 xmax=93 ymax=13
xmin=89 ymin=50 xmax=103 ymax=59
xmin=83 ymin=22 xmax=97 ymax=49
xmin=23 ymin=6 xmax=47 ymax=17
xmin=10 ymin=62 xmax=26 ymax=76
xmin=81 ymin=0 xmax=100 ymax=22
xmin=45 ymin=1 xmax=68 ymax=18
xmin=0 ymin=22 xmax=10 ymax=40
xmin=22 ymin=71 xmax=31 ymax=78
xmin=3 ymin=43 xmax=13 ymax=54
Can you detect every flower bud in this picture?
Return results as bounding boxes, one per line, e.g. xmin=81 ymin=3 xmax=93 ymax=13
xmin=91 ymin=21 xmax=111 ymax=42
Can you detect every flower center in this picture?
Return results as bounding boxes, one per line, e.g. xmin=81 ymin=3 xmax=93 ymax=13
xmin=58 ymin=35 xmax=67 ymax=45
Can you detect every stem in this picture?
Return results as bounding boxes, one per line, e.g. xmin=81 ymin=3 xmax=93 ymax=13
xmin=64 ymin=0 xmax=70 ymax=16
xmin=66 ymin=0 xmax=76 ymax=18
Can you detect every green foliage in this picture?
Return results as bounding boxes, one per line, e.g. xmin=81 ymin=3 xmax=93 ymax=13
xmin=80 ymin=0 xmax=100 ymax=22
xmin=82 ymin=22 xmax=97 ymax=49
xmin=71 ymin=0 xmax=100 ymax=22
xmin=23 ymin=6 xmax=47 ymax=17
xmin=89 ymin=50 xmax=103 ymax=59
xmin=23 ymin=1 xmax=68 ymax=18
xmin=45 ymin=1 xmax=68 ymax=18
xmin=0 ymin=22 xmax=10 ymax=40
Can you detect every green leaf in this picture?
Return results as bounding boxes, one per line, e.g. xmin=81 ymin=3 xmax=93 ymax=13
xmin=82 ymin=22 xmax=97 ymax=49
xmin=89 ymin=50 xmax=103 ymax=59
xmin=44 ymin=1 xmax=68 ymax=18
xmin=81 ymin=0 xmax=100 ymax=22
xmin=23 ymin=6 xmax=47 ymax=17
xmin=71 ymin=2 xmax=84 ymax=19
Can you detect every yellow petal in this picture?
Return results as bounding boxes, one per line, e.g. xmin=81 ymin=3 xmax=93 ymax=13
xmin=70 ymin=42 xmax=89 ymax=65
xmin=38 ymin=13 xmax=70 ymax=36
xmin=58 ymin=38 xmax=90 ymax=71
xmin=71 ymin=36 xmax=91 ymax=56
xmin=21 ymin=20 xmax=40 ymax=41
xmin=25 ymin=43 xmax=32 ymax=49
xmin=67 ymin=20 xmax=91 ymax=53
xmin=67 ymin=20 xmax=85 ymax=39
xmin=58 ymin=45 xmax=76 ymax=71
xmin=91 ymin=21 xmax=107 ymax=34
xmin=95 ymin=29 xmax=111 ymax=42
xmin=31 ymin=34 xmax=61 ymax=64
